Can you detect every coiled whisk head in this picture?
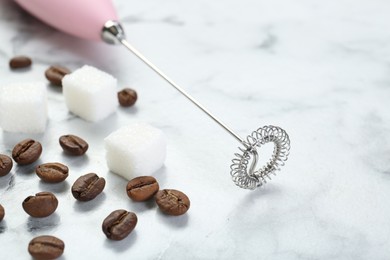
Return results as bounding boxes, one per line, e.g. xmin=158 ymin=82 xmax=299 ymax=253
xmin=230 ymin=125 xmax=290 ymax=190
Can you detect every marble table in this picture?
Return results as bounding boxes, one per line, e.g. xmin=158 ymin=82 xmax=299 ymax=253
xmin=1 ymin=0 xmax=390 ymax=259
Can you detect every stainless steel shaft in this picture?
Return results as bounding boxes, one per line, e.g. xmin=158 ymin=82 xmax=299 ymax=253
xmin=102 ymin=20 xmax=244 ymax=143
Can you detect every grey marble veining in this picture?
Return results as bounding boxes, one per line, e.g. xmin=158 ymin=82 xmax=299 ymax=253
xmin=1 ymin=0 xmax=390 ymax=259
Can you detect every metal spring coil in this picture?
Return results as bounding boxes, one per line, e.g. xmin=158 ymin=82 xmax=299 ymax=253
xmin=230 ymin=125 xmax=290 ymax=190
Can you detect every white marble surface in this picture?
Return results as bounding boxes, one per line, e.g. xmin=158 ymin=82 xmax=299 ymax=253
xmin=1 ymin=0 xmax=390 ymax=259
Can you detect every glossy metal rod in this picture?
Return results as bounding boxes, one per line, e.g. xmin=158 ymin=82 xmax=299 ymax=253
xmin=119 ymin=38 xmax=244 ymax=143
xmin=101 ymin=20 xmax=244 ymax=143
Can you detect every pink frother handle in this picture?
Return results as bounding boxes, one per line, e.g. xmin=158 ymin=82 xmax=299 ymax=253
xmin=14 ymin=0 xmax=118 ymax=41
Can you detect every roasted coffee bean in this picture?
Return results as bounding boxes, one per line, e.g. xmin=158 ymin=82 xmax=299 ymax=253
xmin=126 ymin=176 xmax=159 ymax=201
xmin=12 ymin=139 xmax=42 ymax=165
xmin=117 ymin=88 xmax=137 ymax=107
xmin=9 ymin=55 xmax=32 ymax=69
xmin=28 ymin=235 xmax=64 ymax=260
xmin=155 ymin=189 xmax=190 ymax=216
xmin=45 ymin=65 xmax=70 ymax=86
xmin=71 ymin=173 xmax=105 ymax=201
xmin=0 ymin=154 xmax=13 ymax=176
xmin=0 ymin=204 xmax=4 ymax=222
xmin=36 ymin=162 xmax=69 ymax=183
xmin=22 ymin=192 xmax=58 ymax=218
xmin=102 ymin=209 xmax=137 ymax=240
xmin=59 ymin=134 xmax=88 ymax=156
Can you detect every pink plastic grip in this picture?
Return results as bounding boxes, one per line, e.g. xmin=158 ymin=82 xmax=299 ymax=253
xmin=14 ymin=0 xmax=118 ymax=41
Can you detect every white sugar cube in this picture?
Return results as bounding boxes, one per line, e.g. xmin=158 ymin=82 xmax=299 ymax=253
xmin=62 ymin=65 xmax=117 ymax=122
xmin=104 ymin=122 xmax=167 ymax=180
xmin=0 ymin=82 xmax=47 ymax=133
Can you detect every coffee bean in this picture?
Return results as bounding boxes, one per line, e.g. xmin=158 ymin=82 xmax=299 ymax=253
xmin=45 ymin=65 xmax=71 ymax=86
xmin=102 ymin=209 xmax=137 ymax=240
xmin=28 ymin=235 xmax=64 ymax=260
xmin=0 ymin=204 xmax=4 ymax=222
xmin=126 ymin=176 xmax=159 ymax=201
xmin=59 ymin=134 xmax=88 ymax=156
xmin=155 ymin=189 xmax=190 ymax=216
xmin=118 ymin=88 xmax=137 ymax=107
xmin=9 ymin=55 xmax=32 ymax=69
xmin=36 ymin=162 xmax=69 ymax=183
xmin=71 ymin=173 xmax=105 ymax=201
xmin=0 ymin=154 xmax=13 ymax=176
xmin=12 ymin=139 xmax=42 ymax=165
xmin=22 ymin=192 xmax=58 ymax=218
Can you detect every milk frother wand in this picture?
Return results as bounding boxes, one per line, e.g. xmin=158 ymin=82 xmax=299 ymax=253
xmin=14 ymin=0 xmax=290 ymax=190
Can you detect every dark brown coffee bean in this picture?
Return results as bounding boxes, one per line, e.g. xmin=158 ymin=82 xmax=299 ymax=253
xmin=71 ymin=173 xmax=105 ymax=201
xmin=22 ymin=192 xmax=58 ymax=218
xmin=28 ymin=235 xmax=64 ymax=260
xmin=36 ymin=163 xmax=69 ymax=183
xmin=155 ymin=189 xmax=190 ymax=216
xmin=0 ymin=204 xmax=4 ymax=222
xmin=102 ymin=209 xmax=137 ymax=240
xmin=59 ymin=134 xmax=88 ymax=156
xmin=9 ymin=55 xmax=32 ymax=69
xmin=126 ymin=176 xmax=159 ymax=201
xmin=0 ymin=154 xmax=13 ymax=176
xmin=118 ymin=88 xmax=137 ymax=107
xmin=12 ymin=139 xmax=42 ymax=165
xmin=45 ymin=65 xmax=71 ymax=86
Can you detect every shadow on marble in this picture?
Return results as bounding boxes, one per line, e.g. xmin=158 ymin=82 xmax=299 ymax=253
xmin=240 ymin=184 xmax=282 ymax=207
xmin=59 ymin=153 xmax=90 ymax=169
xmin=26 ymin=213 xmax=60 ymax=233
xmin=47 ymin=82 xmax=63 ymax=94
xmin=73 ymin=193 xmax=107 ymax=213
xmin=2 ymin=131 xmax=44 ymax=149
xmin=38 ymin=180 xmax=70 ymax=194
xmin=15 ymin=160 xmax=42 ymax=176
xmin=152 ymin=166 xmax=168 ymax=188
xmin=245 ymin=183 xmax=282 ymax=200
xmin=63 ymin=113 xmax=78 ymax=122
xmin=0 ymin=220 xmax=7 ymax=233
xmin=128 ymin=198 xmax=157 ymax=213
xmin=0 ymin=173 xmax=15 ymax=191
xmin=8 ymin=66 xmax=32 ymax=73
xmin=103 ymin=230 xmax=138 ymax=253
xmin=226 ymin=184 xmax=282 ymax=221
xmin=155 ymin=210 xmax=189 ymax=229
xmin=104 ymin=170 xmax=127 ymax=187
xmin=87 ymin=113 xmax=120 ymax=137
xmin=118 ymin=105 xmax=139 ymax=116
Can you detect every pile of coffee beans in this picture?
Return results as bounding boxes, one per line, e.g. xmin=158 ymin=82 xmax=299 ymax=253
xmin=0 ymin=133 xmax=191 ymax=258
xmin=0 ymin=134 xmax=90 ymax=258
xmin=2 ymin=57 xmax=188 ymax=258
